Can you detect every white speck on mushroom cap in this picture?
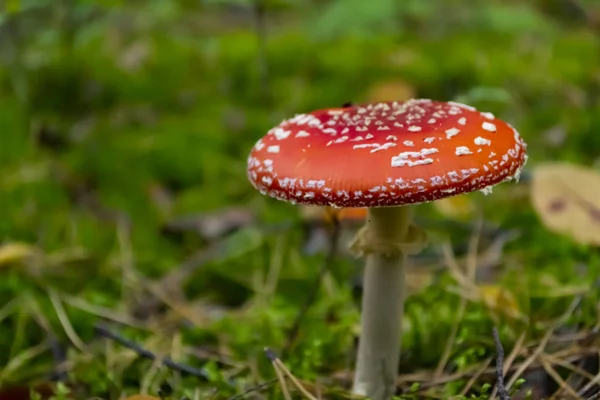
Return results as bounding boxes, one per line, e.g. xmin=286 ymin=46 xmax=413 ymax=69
xmin=247 ymin=99 xmax=528 ymax=207
xmin=455 ymin=146 xmax=473 ymax=155
xmin=446 ymin=127 xmax=460 ymax=138
xmin=474 ymin=137 xmax=491 ymax=146
xmin=482 ymin=122 xmax=497 ymax=132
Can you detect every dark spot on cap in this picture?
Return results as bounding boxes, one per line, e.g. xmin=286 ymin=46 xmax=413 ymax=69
xmin=341 ymin=101 xmax=353 ymax=108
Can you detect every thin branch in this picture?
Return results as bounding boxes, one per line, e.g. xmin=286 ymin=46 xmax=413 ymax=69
xmin=493 ymin=327 xmax=511 ymax=400
xmin=491 ymin=331 xmax=526 ymax=399
xmin=94 ymin=324 xmax=209 ymax=380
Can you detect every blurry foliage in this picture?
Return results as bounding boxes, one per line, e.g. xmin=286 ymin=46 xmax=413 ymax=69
xmin=1 ymin=0 xmax=600 ymax=398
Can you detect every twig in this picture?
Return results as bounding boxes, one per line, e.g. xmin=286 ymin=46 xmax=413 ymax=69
xmin=491 ymin=331 xmax=525 ymax=399
xmin=94 ymin=324 xmax=209 ymax=380
xmin=493 ymin=327 xmax=511 ymax=400
xmin=283 ymin=215 xmax=340 ymax=354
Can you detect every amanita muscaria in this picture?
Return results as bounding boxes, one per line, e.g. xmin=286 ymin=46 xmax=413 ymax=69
xmin=246 ymin=99 xmax=528 ymax=400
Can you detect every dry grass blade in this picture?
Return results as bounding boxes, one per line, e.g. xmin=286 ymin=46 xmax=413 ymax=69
xmin=48 ymin=289 xmax=88 ymax=353
xmin=504 ymin=332 xmax=526 ymax=375
xmin=436 ymin=221 xmax=483 ymax=378
xmin=435 ymin=283 xmax=467 ymax=376
xmin=0 ymin=341 xmax=49 ymax=384
xmin=144 ymin=279 xmax=206 ymax=326
xmin=578 ymin=351 xmax=600 ymax=396
xmin=265 ymin=348 xmax=318 ymax=400
xmin=539 ymin=355 xmax=580 ymax=399
xmin=459 ymin=357 xmax=492 ymax=396
xmin=275 ymin=358 xmax=318 ymax=400
xmin=227 ymin=379 xmax=278 ymax=400
xmin=543 ymin=353 xmax=596 ymax=381
xmin=284 ymin=216 xmax=340 ymax=354
xmin=274 ymin=362 xmax=293 ymax=400
xmin=506 ymin=329 xmax=553 ymax=390
xmin=60 ymin=294 xmax=147 ymax=329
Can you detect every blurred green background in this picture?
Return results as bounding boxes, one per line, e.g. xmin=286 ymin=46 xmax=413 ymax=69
xmin=1 ymin=0 xmax=600 ymax=399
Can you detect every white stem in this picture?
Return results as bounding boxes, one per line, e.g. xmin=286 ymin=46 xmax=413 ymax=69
xmin=352 ymin=206 xmax=411 ymax=400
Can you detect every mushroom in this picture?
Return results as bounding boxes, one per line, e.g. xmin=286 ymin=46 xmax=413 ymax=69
xmin=246 ymin=99 xmax=528 ymax=400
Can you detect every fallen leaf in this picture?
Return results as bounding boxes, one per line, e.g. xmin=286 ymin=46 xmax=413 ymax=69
xmin=0 ymin=243 xmax=37 ymax=266
xmin=477 ymin=284 xmax=523 ymax=320
xmin=531 ymin=162 xmax=600 ymax=246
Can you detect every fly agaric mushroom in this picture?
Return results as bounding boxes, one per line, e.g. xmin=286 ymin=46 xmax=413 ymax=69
xmin=246 ymin=99 xmax=527 ymax=400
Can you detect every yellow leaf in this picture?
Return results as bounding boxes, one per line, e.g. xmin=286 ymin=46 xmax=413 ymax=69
xmin=0 ymin=243 xmax=36 ymax=266
xmin=531 ymin=162 xmax=600 ymax=246
xmin=433 ymin=196 xmax=475 ymax=219
xmin=477 ymin=284 xmax=522 ymax=320
xmin=365 ymin=79 xmax=415 ymax=102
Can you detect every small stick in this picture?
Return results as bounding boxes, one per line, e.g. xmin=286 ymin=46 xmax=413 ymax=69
xmin=94 ymin=324 xmax=209 ymax=380
xmin=493 ymin=327 xmax=511 ymax=400
xmin=491 ymin=332 xmax=526 ymax=399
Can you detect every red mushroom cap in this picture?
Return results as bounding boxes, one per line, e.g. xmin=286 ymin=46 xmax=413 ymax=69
xmin=247 ymin=99 xmax=528 ymax=207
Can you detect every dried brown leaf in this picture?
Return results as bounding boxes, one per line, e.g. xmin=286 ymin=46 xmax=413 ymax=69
xmin=531 ymin=162 xmax=600 ymax=246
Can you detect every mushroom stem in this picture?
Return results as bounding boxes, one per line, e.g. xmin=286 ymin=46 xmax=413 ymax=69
xmin=352 ymin=206 xmax=412 ymax=400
